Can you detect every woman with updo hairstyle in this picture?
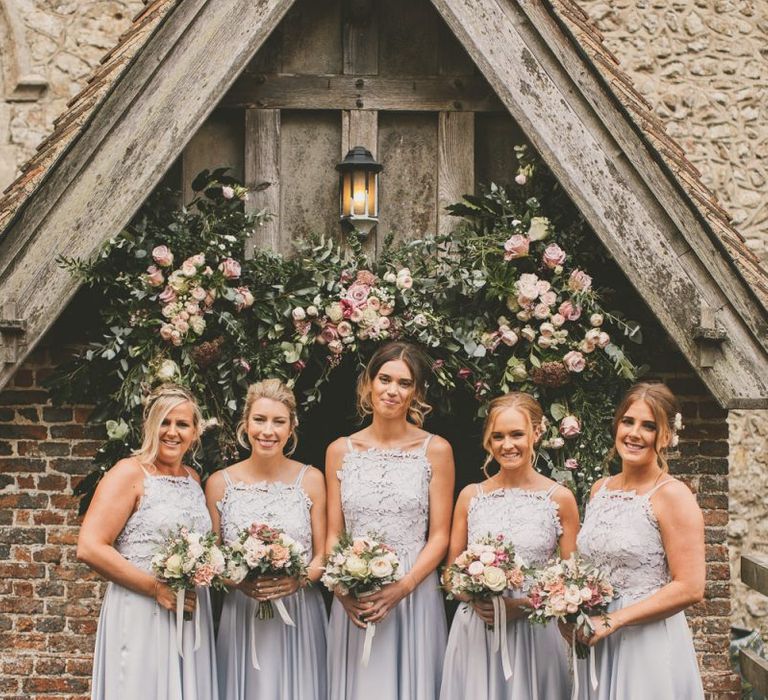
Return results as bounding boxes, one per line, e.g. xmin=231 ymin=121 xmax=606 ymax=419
xmin=440 ymin=392 xmax=578 ymax=699
xmin=326 ymin=341 xmax=455 ymax=699
xmin=205 ymin=378 xmax=327 ymax=700
xmin=77 ymin=384 xmax=218 ymax=699
xmin=570 ymin=382 xmax=705 ymax=699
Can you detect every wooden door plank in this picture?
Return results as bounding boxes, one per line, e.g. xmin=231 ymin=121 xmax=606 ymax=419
xmin=245 ymin=108 xmax=281 ymax=255
xmin=437 ymin=111 xmax=474 ymax=236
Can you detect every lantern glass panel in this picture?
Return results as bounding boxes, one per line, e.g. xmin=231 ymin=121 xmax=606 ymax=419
xmin=340 ymin=171 xmax=353 ymax=218
xmin=352 ymin=170 xmax=367 ymax=216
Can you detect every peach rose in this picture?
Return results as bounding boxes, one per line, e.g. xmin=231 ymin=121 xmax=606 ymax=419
xmin=152 ymin=245 xmax=174 ymax=267
xmin=503 ymin=234 xmax=530 ymax=261
xmin=218 ymin=257 xmax=241 ymax=279
xmin=542 ymin=243 xmax=566 ymax=269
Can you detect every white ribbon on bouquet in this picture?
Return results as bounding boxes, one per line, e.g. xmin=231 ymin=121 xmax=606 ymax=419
xmin=491 ymin=596 xmax=513 ymax=681
xmin=361 ymin=622 xmax=376 ymax=667
xmin=250 ymin=599 xmax=296 ymax=670
xmin=174 ymin=588 xmax=201 ymax=658
xmin=570 ymin=627 xmax=599 ymax=699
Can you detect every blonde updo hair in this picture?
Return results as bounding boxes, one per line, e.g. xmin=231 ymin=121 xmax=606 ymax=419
xmin=611 ymin=382 xmax=681 ymax=472
xmin=236 ymin=379 xmax=299 ymax=455
xmin=132 ymin=384 xmax=203 ymax=467
xmin=356 ymin=342 xmax=432 ymax=427
xmin=481 ymin=392 xmax=545 ymax=478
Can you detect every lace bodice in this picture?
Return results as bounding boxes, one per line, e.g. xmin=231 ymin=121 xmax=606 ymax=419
xmin=338 ymin=436 xmax=433 ymax=561
xmin=115 ymin=471 xmax=211 ymax=572
xmin=217 ymin=465 xmax=314 ymax=561
xmin=577 ymin=477 xmax=671 ymax=601
xmin=467 ymin=485 xmax=563 ymax=569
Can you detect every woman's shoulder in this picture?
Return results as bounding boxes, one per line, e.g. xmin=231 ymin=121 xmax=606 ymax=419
xmin=424 ymin=433 xmax=452 ymax=458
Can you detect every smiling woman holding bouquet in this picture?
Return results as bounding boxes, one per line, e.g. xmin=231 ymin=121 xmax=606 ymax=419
xmin=571 ymin=382 xmax=705 ymax=699
xmin=325 ymin=342 xmax=455 ymax=699
xmin=205 ymin=379 xmax=327 ymax=700
xmin=76 ymin=384 xmax=218 ymax=700
xmin=440 ymin=392 xmax=579 ymax=700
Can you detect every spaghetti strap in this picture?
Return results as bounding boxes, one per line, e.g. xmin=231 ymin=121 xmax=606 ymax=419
xmin=475 ymin=483 xmax=484 ymax=497
xmin=421 ymin=433 xmax=434 ymax=453
xmin=294 ymin=464 xmax=310 ymax=487
xmin=138 ymin=463 xmax=152 ymax=477
xmin=221 ymin=468 xmax=233 ymax=487
xmin=345 ymin=437 xmax=355 ymax=452
xmin=182 ymin=466 xmax=196 ymax=479
xmin=645 ymin=478 xmax=674 ymax=498
xmin=546 ymin=483 xmax=561 ymax=497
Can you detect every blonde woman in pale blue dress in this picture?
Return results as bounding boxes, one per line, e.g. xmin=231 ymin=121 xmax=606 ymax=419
xmin=77 ymin=385 xmax=218 ymax=700
xmin=325 ymin=342 xmax=455 ymax=700
xmin=206 ymin=379 xmax=327 ymax=700
xmin=571 ymin=382 xmax=705 ymax=699
xmin=441 ymin=392 xmax=578 ymax=700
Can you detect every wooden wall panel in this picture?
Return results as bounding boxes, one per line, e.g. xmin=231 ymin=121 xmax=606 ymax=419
xmin=379 ymin=0 xmax=439 ymax=76
xmin=181 ymin=109 xmax=244 ymax=203
xmin=280 ymin=110 xmax=342 ymax=246
xmin=281 ymin=0 xmax=342 ymax=74
xmin=437 ymin=111 xmax=474 ymax=235
xmin=474 ymin=112 xmax=527 ymax=190
xmin=378 ymin=112 xmax=438 ymax=247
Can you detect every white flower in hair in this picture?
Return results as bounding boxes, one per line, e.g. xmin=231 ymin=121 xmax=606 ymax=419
xmin=673 ymin=412 xmax=683 ymax=431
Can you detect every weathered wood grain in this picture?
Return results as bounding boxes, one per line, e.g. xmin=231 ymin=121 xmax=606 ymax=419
xmin=342 ymin=0 xmax=379 ymax=76
xmin=0 ymin=0 xmax=298 ymax=392
xmin=182 ymin=109 xmax=244 ymax=204
xmin=245 ymin=108 xmax=281 ymax=255
xmin=281 ymin=0 xmax=342 ymax=74
xmin=429 ymin=0 xmax=768 ymax=406
xmin=222 ymin=73 xmax=502 ymax=112
xmin=474 ymin=112 xmax=527 ymax=188
xmin=739 ymin=649 xmax=768 ymax=696
xmin=378 ymin=112 xmax=438 ymax=249
xmin=280 ymin=111 xmax=341 ymax=247
xmin=742 ymin=553 xmax=768 ymax=598
xmin=379 ymin=0 xmax=439 ymax=76
xmin=438 ymin=18 xmax=475 ymax=76
xmin=437 ymin=111 xmax=474 ymax=235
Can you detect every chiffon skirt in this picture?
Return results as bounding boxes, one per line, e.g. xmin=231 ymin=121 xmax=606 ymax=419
xmin=574 ymin=597 xmax=704 ymax=699
xmin=327 ymin=568 xmax=447 ymax=700
xmin=440 ymin=602 xmax=571 ymax=700
xmin=216 ymin=587 xmax=327 ymax=700
xmin=91 ymin=582 xmax=218 ymax=700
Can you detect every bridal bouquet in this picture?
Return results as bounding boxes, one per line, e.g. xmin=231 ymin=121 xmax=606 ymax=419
xmin=224 ymin=522 xmax=308 ymax=620
xmin=444 ymin=534 xmax=525 ymax=680
xmin=527 ymin=553 xmax=615 ymax=658
xmin=322 ymin=533 xmax=402 ymax=667
xmin=444 ymin=533 xmax=526 ymax=602
xmin=151 ymin=525 xmax=226 ymax=657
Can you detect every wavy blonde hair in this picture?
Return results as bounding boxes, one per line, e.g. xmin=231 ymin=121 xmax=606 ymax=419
xmin=132 ymin=384 xmax=202 ymax=467
xmin=356 ymin=342 xmax=432 ymax=427
xmin=236 ymin=379 xmax=299 ymax=455
xmin=610 ymin=382 xmax=680 ymax=473
xmin=481 ymin=392 xmax=544 ymax=478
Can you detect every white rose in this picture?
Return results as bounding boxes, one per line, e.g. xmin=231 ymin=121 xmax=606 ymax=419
xmin=527 ymin=216 xmax=550 ymax=241
xmin=209 ymin=546 xmax=226 ymax=572
xmin=521 ymin=326 xmax=536 ymax=342
xmin=164 ymin=553 xmax=183 ymax=577
xmin=306 ymin=305 xmax=319 ymax=318
xmin=396 ymin=275 xmax=413 ymax=290
xmin=156 ymin=359 xmax=179 ymax=381
xmin=189 ymin=315 xmax=206 ymax=335
xmin=482 ymin=566 xmax=508 ymax=593
xmin=369 ymin=556 xmax=394 ymax=579
xmin=564 ymin=585 xmax=582 ymax=606
xmin=479 ymin=550 xmax=495 ymax=565
xmin=384 ymin=272 xmax=397 ymax=284
xmin=227 ymin=562 xmax=248 ymax=584
xmin=327 ymin=303 xmax=344 ymax=323
xmin=580 ymin=587 xmax=593 ymax=602
xmin=344 ymin=555 xmax=369 ymax=578
xmin=467 ymin=561 xmax=484 ymax=577
xmin=590 ymin=313 xmax=604 ymax=327
xmin=292 ymin=307 xmax=306 ymax=321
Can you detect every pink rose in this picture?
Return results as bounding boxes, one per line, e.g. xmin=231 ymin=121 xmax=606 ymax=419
xmin=503 ymin=234 xmax=530 ymax=261
xmin=539 ymin=290 xmax=557 ymax=308
xmin=145 ymin=265 xmax=164 ymax=287
xmin=560 ymin=415 xmax=581 ymax=438
xmin=568 ymin=269 xmax=592 ymax=292
xmin=191 ymin=286 xmax=207 ymax=301
xmin=551 ymin=313 xmax=565 ymax=327
xmin=356 ymin=270 xmax=376 ymax=286
xmin=367 ymin=296 xmax=381 ymax=311
xmin=346 ymin=282 xmax=370 ymax=306
xmin=562 ymin=350 xmax=586 ymax=373
xmin=193 ymin=563 xmax=215 ymax=587
xmin=152 ymin=245 xmax=174 ymax=267
xmin=293 ymin=359 xmax=306 ymax=372
xmin=180 ymin=260 xmax=197 ymax=277
xmin=328 ymin=339 xmax=344 ymax=355
xmin=565 ymin=458 xmax=579 ymax=470
xmin=558 ymin=300 xmax=581 ymax=321
xmin=514 ymin=173 xmax=527 ymax=185
xmin=218 ymin=258 xmax=241 ymax=279
xmin=234 ymin=286 xmax=254 ymax=311
xmin=542 ymin=243 xmax=566 ymax=269
xmin=337 ymin=321 xmax=353 ymax=337
xmin=319 ymin=324 xmax=339 ymax=344
xmin=158 ymin=287 xmax=177 ymax=304
xmin=379 ymin=303 xmax=394 ymax=316
xmin=159 ymin=324 xmax=174 ymax=341
xmin=533 ymin=303 xmax=550 ymax=320
xmin=597 ymin=331 xmax=610 ymax=348
xmin=457 ymin=367 xmax=473 ymax=380
xmin=221 ymin=185 xmax=235 ymax=199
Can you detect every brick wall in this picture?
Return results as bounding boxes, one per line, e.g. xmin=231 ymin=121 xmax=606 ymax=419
xmin=0 ymin=336 xmax=741 ymax=697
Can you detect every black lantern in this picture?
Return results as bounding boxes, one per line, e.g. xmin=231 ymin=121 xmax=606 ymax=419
xmin=336 ymin=146 xmax=382 ymax=237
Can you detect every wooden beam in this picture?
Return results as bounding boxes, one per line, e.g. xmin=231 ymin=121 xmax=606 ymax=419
xmin=437 ymin=111 xmax=474 ymax=236
xmin=429 ymin=0 xmax=768 ymax=407
xmin=742 ymin=553 xmax=768 ymax=597
xmin=342 ymin=0 xmax=379 ymax=75
xmin=245 ymin=109 xmax=282 ymax=256
xmin=0 ymin=0 xmax=298 ymax=393
xmin=739 ymin=648 xmax=768 ymax=696
xmin=222 ymin=73 xmax=503 ymax=112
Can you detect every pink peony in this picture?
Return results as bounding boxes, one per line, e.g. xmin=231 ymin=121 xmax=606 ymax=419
xmin=158 ymin=287 xmax=177 ymax=304
xmin=560 ymin=415 xmax=581 ymax=438
xmin=568 ymin=269 xmax=592 ymax=292
xmin=558 ymin=300 xmax=581 ymax=321
xmin=218 ymin=258 xmax=241 ymax=279
xmin=542 ymin=243 xmax=566 ymax=269
xmin=503 ymin=234 xmax=530 ymax=261
xmin=152 ymin=245 xmax=174 ymax=267
xmin=193 ymin=563 xmax=215 ymax=587
xmin=562 ymin=350 xmax=586 ymax=373
xmin=145 ymin=265 xmax=164 ymax=287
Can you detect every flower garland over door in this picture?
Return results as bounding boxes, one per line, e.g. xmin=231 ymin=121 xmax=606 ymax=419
xmin=50 ymin=150 xmax=645 ymax=510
